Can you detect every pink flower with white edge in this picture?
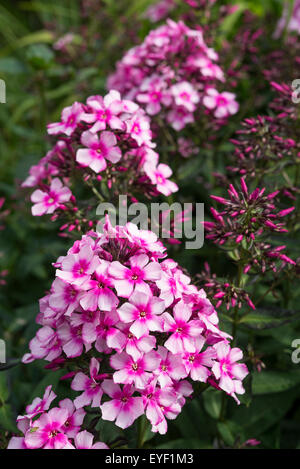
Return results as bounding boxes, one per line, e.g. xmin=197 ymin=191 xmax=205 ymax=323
xmin=76 ymin=130 xmax=122 ymax=173
xmin=49 ymin=278 xmax=81 ymax=317
xmin=126 ymin=111 xmax=153 ymax=147
xmin=139 ymin=379 xmax=177 ymax=426
xmin=58 ymin=398 xmax=85 ymax=438
xmin=74 ymin=430 xmax=109 ymax=449
xmin=182 ymin=337 xmax=216 ymax=382
xmin=101 ymin=381 xmax=144 ymax=429
xmin=144 ymin=162 xmax=178 ymax=196
xmin=31 ymin=178 xmax=72 ymax=216
xmin=81 ymin=310 xmax=120 ymax=353
xmin=71 ymin=358 xmax=103 ymax=409
xmin=109 ymin=253 xmax=162 ymax=298
xmin=25 ymin=385 xmax=56 ymax=419
xmin=23 ymin=325 xmax=62 ymax=363
xmin=47 ymin=102 xmax=83 ymax=136
xmin=107 ymin=323 xmax=156 ymax=361
xmin=151 ymin=400 xmax=182 ymax=435
xmin=203 ymin=88 xmax=239 ymax=119
xmin=163 ymin=301 xmax=203 ymax=354
xmin=117 ymin=290 xmax=165 ymax=339
xmin=24 ymin=407 xmax=72 ymax=449
xmin=154 ymin=346 xmax=187 ymax=387
xmin=57 ymin=321 xmax=91 ymax=358
xmin=212 ymin=341 xmax=248 ymax=402
xmin=56 ymin=245 xmax=99 ymax=287
xmin=80 ymin=260 xmax=118 ymax=312
xmin=82 ymin=90 xmax=125 ymax=133
xmin=171 ymin=82 xmax=199 ymax=113
xmin=110 ymin=350 xmax=160 ymax=389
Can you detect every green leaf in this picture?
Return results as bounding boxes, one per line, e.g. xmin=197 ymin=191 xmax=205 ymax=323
xmin=252 ymin=370 xmax=300 ymax=395
xmin=240 ymin=308 xmax=300 ymax=330
xmin=203 ymin=390 xmax=223 ymax=419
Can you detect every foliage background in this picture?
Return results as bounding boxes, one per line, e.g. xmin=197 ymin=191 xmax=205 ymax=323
xmin=0 ymin=0 xmax=300 ymax=449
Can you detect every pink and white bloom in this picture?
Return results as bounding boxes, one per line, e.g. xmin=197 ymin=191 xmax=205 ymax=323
xmin=82 ymin=90 xmax=125 ymax=133
xmin=80 ymin=260 xmax=118 ymax=311
xmin=144 ymin=162 xmax=178 ymax=196
xmin=109 ymin=254 xmax=162 ymax=298
xmin=58 ymin=399 xmax=85 ymax=438
xmin=154 ymin=346 xmax=187 ymax=387
xmin=110 ymin=350 xmax=160 ymax=389
xmin=100 ymin=381 xmax=144 ymax=429
xmin=31 ymin=178 xmax=72 ymax=216
xmin=24 ymin=407 xmax=72 ymax=449
xmin=47 ymin=102 xmax=83 ymax=136
xmin=71 ymin=358 xmax=103 ymax=409
xmin=171 ymin=82 xmax=199 ymax=113
xmin=182 ymin=337 xmax=216 ymax=382
xmin=76 ymin=130 xmax=122 ymax=173
xmin=163 ymin=301 xmax=203 ymax=354
xmin=139 ymin=379 xmax=177 ymax=426
xmin=56 ymin=245 xmax=98 ymax=287
xmin=212 ymin=341 xmax=249 ymax=402
xmin=117 ymin=290 xmax=165 ymax=338
xmin=107 ymin=323 xmax=156 ymax=360
xmin=203 ymin=88 xmax=239 ymax=119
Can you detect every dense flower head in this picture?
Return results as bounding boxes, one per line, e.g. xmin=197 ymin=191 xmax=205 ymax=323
xmin=205 ymin=178 xmax=295 ymax=273
xmin=23 ymin=220 xmax=248 ymax=434
xmin=22 ymin=91 xmax=177 ymax=231
xmin=108 ymin=19 xmax=238 ymax=133
xmin=7 ymin=386 xmax=108 ymax=450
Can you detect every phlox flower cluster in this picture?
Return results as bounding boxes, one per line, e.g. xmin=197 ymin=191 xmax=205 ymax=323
xmin=205 ymin=178 xmax=295 ymax=273
xmin=23 ymin=219 xmax=248 ymax=434
xmin=8 ymin=385 xmax=108 ymax=450
xmin=22 ymin=90 xmax=177 ymax=227
xmin=108 ymin=20 xmax=239 ymax=133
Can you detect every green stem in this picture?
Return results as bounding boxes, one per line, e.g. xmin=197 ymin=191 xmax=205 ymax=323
xmin=137 ymin=415 xmax=148 ymax=449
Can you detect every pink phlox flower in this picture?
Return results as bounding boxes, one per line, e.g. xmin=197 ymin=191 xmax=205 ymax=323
xmin=31 ymin=178 xmax=72 ymax=216
xmin=144 ymin=161 xmax=178 ymax=196
xmin=109 ymin=253 xmax=162 ymax=298
xmin=56 ymin=245 xmax=99 ymax=286
xmin=47 ymin=102 xmax=83 ymax=136
xmin=182 ymin=336 xmax=216 ymax=382
xmin=22 ymin=326 xmax=62 ymax=363
xmin=49 ymin=278 xmax=82 ymax=317
xmin=107 ymin=322 xmax=156 ymax=361
xmin=58 ymin=398 xmax=85 ymax=438
xmin=110 ymin=350 xmax=160 ymax=389
xmin=117 ymin=289 xmax=166 ymax=338
xmin=154 ymin=346 xmax=187 ymax=387
xmin=171 ymin=82 xmax=199 ymax=113
xmin=81 ymin=310 xmax=120 ymax=353
xmin=76 ymin=130 xmax=122 ymax=173
xmin=139 ymin=379 xmax=177 ymax=426
xmin=163 ymin=301 xmax=203 ymax=354
xmin=82 ymin=90 xmax=125 ymax=133
xmin=80 ymin=260 xmax=119 ymax=311
xmin=24 ymin=407 xmax=72 ymax=449
xmin=24 ymin=385 xmax=56 ymax=420
xmin=212 ymin=341 xmax=249 ymax=403
xmin=203 ymin=88 xmax=239 ymax=119
xmin=100 ymin=380 xmax=144 ymax=429
xmin=71 ymin=358 xmax=103 ymax=409
xmin=57 ymin=320 xmax=91 ymax=358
